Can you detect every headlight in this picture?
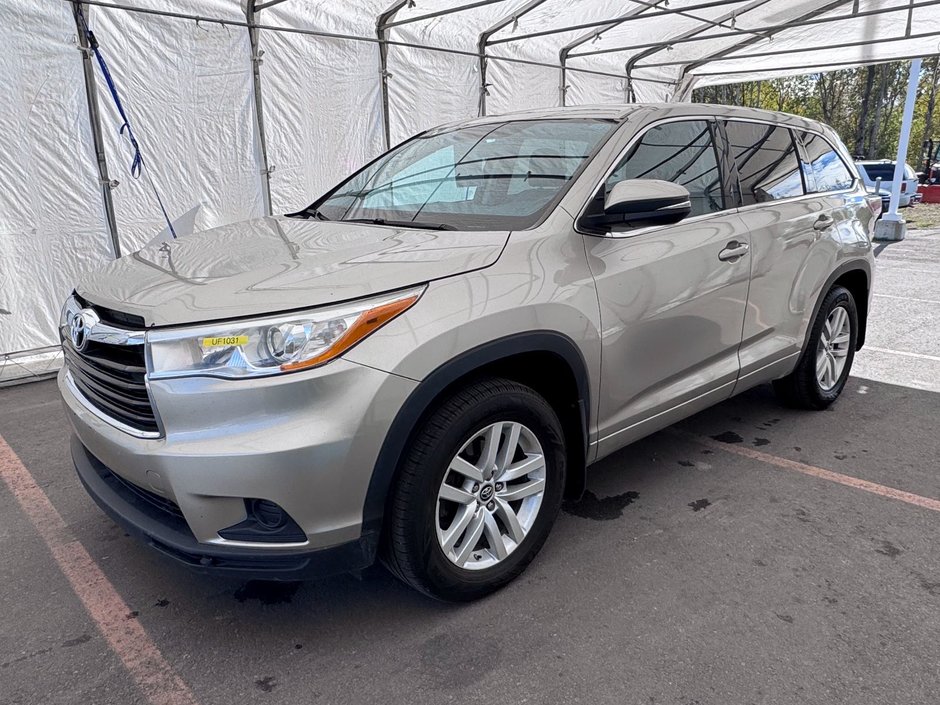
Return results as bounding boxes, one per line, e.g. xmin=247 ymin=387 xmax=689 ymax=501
xmin=148 ymin=286 xmax=424 ymax=379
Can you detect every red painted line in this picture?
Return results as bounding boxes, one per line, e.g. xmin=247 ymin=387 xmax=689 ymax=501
xmin=675 ymin=430 xmax=940 ymax=513
xmin=0 ymin=435 xmax=199 ymax=705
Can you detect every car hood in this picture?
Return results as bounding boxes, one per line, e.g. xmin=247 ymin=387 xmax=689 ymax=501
xmin=77 ymin=216 xmax=509 ymax=326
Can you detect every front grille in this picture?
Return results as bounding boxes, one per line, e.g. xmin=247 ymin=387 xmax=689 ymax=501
xmin=74 ymin=293 xmax=146 ymax=329
xmin=62 ymin=301 xmax=158 ymax=435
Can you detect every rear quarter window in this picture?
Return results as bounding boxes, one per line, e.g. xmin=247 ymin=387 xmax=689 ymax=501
xmin=800 ymin=132 xmax=855 ymax=192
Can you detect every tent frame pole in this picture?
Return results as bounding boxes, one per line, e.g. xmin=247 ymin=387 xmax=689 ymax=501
xmin=627 ymin=0 xmax=750 ymax=34
xmin=246 ymin=0 xmax=274 ymax=216
xmin=559 ymin=0 xmax=670 ymax=106
xmin=687 ymin=51 xmax=938 ymax=79
xmin=71 ymin=1 xmax=121 ymax=258
xmin=622 ymin=0 xmax=773 ymax=101
xmin=642 ymin=29 xmax=940 ymax=70
xmin=627 ymin=0 xmax=776 ymax=73
xmin=671 ymin=0 xmax=853 ymax=95
xmin=478 ymin=0 xmax=549 ymax=116
xmin=488 ymin=0 xmax=750 ymax=46
xmin=253 ymin=0 xmax=289 ymax=10
xmin=386 ymin=0 xmax=507 ymax=30
xmin=376 ymin=1 xmax=409 ymax=150
xmin=570 ymin=0 xmax=926 ymax=59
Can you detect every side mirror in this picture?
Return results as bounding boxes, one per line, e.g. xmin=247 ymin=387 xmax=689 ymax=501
xmin=585 ymin=179 xmax=693 ymax=230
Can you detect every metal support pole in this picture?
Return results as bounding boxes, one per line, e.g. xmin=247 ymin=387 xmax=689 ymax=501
xmin=670 ymin=0 xmax=852 ymax=100
xmin=72 ymin=1 xmax=121 ymax=258
xmin=477 ymin=0 xmax=550 ymax=116
xmin=385 ymin=0 xmax=507 ymax=29
xmin=377 ymin=1 xmax=408 ymax=149
xmin=488 ymin=0 xmax=751 ymax=46
xmin=558 ymin=0 xmax=671 ymax=104
xmin=671 ymin=74 xmax=698 ymax=102
xmin=246 ymin=0 xmax=273 ymax=216
xmin=692 ymin=52 xmax=936 ymax=78
xmin=571 ymin=0 xmax=927 ymax=60
xmin=641 ymin=29 xmax=940 ymax=69
xmin=876 ymin=58 xmax=923 ymax=241
xmin=478 ymin=33 xmax=490 ymax=115
xmin=623 ymin=0 xmax=775 ymax=102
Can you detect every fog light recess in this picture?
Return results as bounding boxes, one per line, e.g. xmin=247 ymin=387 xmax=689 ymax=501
xmin=218 ymin=498 xmax=307 ymax=543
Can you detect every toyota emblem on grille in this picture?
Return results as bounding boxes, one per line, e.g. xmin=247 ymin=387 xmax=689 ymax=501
xmin=69 ymin=308 xmax=98 ymax=351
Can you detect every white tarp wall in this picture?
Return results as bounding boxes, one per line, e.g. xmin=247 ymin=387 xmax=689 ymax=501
xmin=1 ymin=2 xmax=114 ymax=358
xmin=92 ymin=0 xmax=263 ymax=252
xmin=2 ymin=0 xmax=939 ymax=378
xmin=259 ymin=2 xmax=386 ymax=205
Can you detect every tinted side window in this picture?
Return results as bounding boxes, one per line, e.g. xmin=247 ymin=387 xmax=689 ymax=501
xmin=801 ymin=131 xmax=855 ymax=192
xmin=724 ymin=121 xmax=804 ymax=205
xmin=605 ymin=120 xmax=724 ymax=217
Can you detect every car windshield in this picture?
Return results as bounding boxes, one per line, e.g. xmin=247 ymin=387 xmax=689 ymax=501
xmin=311 ymin=119 xmax=615 ymax=231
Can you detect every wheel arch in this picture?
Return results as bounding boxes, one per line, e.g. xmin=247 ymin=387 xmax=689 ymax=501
xmin=831 ymin=266 xmax=870 ymax=350
xmin=799 ymin=259 xmax=871 ymax=357
xmin=362 ymin=331 xmax=591 ymax=542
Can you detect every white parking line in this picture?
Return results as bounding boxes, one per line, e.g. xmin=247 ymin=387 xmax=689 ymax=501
xmin=871 ymin=262 xmax=940 ymax=275
xmin=864 ymin=347 xmax=940 ymax=363
xmin=873 ymin=293 xmax=940 ymax=306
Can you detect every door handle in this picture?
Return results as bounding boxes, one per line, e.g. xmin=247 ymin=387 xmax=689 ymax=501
xmin=814 ymin=214 xmax=835 ymax=231
xmin=718 ymin=241 xmax=749 ymax=262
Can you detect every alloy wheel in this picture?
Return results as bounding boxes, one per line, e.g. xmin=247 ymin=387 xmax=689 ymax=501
xmin=816 ymin=305 xmax=852 ymax=391
xmin=435 ymin=421 xmax=546 ymax=571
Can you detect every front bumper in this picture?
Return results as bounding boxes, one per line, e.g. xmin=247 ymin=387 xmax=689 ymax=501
xmin=72 ymin=436 xmax=374 ymax=579
xmin=60 ymin=357 xmax=417 ymax=577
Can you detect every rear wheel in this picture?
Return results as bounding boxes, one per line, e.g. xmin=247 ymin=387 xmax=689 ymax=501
xmin=773 ymin=285 xmax=858 ymax=409
xmin=383 ymin=378 xmax=566 ymax=601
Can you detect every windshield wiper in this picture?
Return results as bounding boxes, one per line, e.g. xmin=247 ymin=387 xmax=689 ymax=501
xmin=341 ymin=217 xmax=457 ymax=231
xmin=285 ymin=205 xmax=330 ymax=220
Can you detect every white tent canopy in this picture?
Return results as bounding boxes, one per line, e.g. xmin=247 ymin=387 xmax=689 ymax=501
xmin=2 ymin=0 xmax=939 ymax=373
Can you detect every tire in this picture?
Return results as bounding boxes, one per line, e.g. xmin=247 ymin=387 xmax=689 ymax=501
xmin=773 ymin=285 xmax=858 ymax=410
xmin=383 ymin=378 xmax=566 ymax=601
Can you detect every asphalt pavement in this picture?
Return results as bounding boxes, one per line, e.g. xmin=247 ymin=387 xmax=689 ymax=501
xmin=2 ymin=230 xmax=938 ymax=705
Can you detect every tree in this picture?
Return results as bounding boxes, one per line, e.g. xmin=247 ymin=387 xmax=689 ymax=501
xmin=854 ymin=66 xmax=876 ymax=157
xmin=918 ymin=57 xmax=940 ymax=172
xmin=693 ymin=59 xmax=940 ymax=169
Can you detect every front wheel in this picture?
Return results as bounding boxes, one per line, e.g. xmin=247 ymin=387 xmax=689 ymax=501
xmin=773 ymin=284 xmax=858 ymax=409
xmin=383 ymin=378 xmax=566 ymax=601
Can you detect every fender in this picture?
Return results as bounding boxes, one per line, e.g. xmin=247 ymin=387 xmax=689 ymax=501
xmin=360 ymin=331 xmax=591 ymax=542
xmin=800 ymin=258 xmax=872 ymax=355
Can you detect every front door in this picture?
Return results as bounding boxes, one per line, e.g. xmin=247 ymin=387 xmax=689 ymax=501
xmin=582 ymin=119 xmax=750 ymax=460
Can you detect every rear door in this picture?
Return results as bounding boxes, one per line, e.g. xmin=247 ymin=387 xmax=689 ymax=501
xmin=726 ymin=120 xmax=854 ymax=388
xmin=581 ymin=118 xmax=750 ymax=458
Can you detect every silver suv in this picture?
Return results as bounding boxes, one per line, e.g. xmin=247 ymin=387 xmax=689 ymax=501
xmin=60 ymin=104 xmax=875 ymax=600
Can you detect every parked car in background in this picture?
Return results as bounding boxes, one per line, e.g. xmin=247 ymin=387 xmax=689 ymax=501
xmin=856 ymin=159 xmax=919 ymax=208
xmin=60 ymin=104 xmax=876 ymax=601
